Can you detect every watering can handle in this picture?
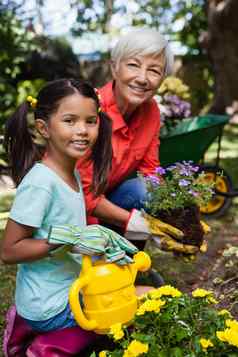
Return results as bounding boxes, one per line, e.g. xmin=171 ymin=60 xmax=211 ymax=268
xmin=69 ymin=275 xmax=97 ymax=331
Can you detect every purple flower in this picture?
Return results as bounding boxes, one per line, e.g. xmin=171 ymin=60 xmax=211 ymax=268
xmin=163 ymin=94 xmax=191 ymax=120
xmin=189 ymin=190 xmax=199 ymax=197
xmin=146 ymin=175 xmax=160 ymax=186
xmin=175 ymin=161 xmax=200 ymax=176
xmin=179 ymin=179 xmax=190 ymax=187
xmin=166 ymin=164 xmax=177 ymax=171
xmin=155 ymin=166 xmax=166 ymax=175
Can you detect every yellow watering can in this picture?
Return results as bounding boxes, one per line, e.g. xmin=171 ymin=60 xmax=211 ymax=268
xmin=69 ymin=251 xmax=151 ymax=334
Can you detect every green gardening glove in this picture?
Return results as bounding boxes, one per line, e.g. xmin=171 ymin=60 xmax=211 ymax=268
xmin=48 ymin=224 xmax=138 ymax=265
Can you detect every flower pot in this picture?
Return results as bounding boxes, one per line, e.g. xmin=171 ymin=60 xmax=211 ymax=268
xmin=154 ymin=205 xmax=204 ymax=247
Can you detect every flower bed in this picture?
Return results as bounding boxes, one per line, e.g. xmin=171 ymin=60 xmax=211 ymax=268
xmin=92 ymin=286 xmax=238 ymax=357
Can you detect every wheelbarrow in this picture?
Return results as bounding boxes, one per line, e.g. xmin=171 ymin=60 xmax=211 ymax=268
xmin=159 ymin=114 xmax=238 ymax=218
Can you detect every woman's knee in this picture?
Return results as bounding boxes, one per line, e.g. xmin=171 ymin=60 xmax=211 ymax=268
xmin=108 ymin=178 xmax=147 ymax=210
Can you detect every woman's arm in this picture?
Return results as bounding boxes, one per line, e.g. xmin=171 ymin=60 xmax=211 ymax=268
xmin=1 ymin=219 xmax=55 ymax=264
xmin=93 ymin=197 xmax=130 ymax=227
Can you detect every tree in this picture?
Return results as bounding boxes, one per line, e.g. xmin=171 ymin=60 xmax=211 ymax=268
xmin=200 ymin=0 xmax=238 ymax=113
xmin=0 ymin=1 xmax=37 ymax=130
xmin=71 ymin=0 xmax=238 ymax=114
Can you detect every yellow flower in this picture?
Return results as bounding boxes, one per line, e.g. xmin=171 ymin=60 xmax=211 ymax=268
xmin=226 ymin=319 xmax=238 ymax=332
xmin=109 ymin=323 xmax=124 ymax=341
xmin=149 ymin=285 xmax=182 ymax=299
xmin=136 ymin=299 xmax=165 ymax=316
xmin=137 ymin=292 xmax=148 ymax=301
xmin=217 ymin=330 xmax=227 ymax=342
xmin=208 ymin=296 xmax=218 ymax=304
xmin=123 ymin=340 xmax=149 ymax=357
xmin=192 ymin=288 xmax=213 ymax=298
xmin=99 ymin=351 xmax=107 ymax=357
xmin=218 ymin=309 xmax=231 ymax=317
xmin=200 ymin=338 xmax=214 ymax=350
xmin=158 ymin=76 xmax=190 ymax=98
xmin=217 ymin=328 xmax=238 ymax=347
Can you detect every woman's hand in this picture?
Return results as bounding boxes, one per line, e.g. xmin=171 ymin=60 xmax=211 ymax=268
xmin=125 ymin=209 xmax=204 ymax=254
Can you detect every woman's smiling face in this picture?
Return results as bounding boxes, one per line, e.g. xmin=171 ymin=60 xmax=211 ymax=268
xmin=111 ymin=52 xmax=166 ymax=116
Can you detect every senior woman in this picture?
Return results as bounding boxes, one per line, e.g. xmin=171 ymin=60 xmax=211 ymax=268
xmin=77 ymin=28 xmax=198 ymax=262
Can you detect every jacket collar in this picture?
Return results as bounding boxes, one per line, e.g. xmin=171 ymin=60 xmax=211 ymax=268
xmin=99 ymin=81 xmax=144 ymax=133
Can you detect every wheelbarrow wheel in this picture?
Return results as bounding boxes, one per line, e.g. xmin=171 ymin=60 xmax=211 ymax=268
xmin=199 ymin=166 xmax=233 ymax=218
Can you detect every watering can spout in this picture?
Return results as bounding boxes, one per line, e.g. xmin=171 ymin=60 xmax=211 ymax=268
xmin=130 ymin=251 xmax=151 ymax=283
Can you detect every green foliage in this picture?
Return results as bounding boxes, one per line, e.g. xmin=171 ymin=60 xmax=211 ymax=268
xmin=0 ymin=3 xmax=38 ymax=133
xmin=144 ymin=162 xmax=214 ymax=214
xmin=16 ymin=79 xmax=45 ymax=105
xmin=70 ymin=0 xmax=212 ymax=112
xmin=92 ymin=286 xmax=238 ymax=356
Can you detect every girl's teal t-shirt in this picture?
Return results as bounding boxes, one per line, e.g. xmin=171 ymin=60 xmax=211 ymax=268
xmin=9 ymin=163 xmax=87 ymax=321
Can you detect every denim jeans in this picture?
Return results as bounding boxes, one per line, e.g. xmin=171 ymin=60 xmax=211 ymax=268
xmin=23 ymin=303 xmax=77 ymax=332
xmin=107 ymin=177 xmax=147 ymax=211
xmin=106 ymin=177 xmax=148 ymax=250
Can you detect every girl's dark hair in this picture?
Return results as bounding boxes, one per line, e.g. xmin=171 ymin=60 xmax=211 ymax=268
xmin=4 ymin=79 xmax=112 ymax=194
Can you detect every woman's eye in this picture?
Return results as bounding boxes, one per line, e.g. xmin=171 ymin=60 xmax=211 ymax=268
xmin=127 ymin=62 xmax=138 ymax=67
xmin=149 ymin=69 xmax=162 ymax=76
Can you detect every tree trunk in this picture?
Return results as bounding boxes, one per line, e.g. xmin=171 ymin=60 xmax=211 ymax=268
xmin=205 ymin=0 xmax=238 ymax=113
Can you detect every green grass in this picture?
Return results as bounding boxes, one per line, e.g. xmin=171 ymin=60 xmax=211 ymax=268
xmin=0 ymin=191 xmax=15 ymax=355
xmin=205 ymin=123 xmax=238 ymax=181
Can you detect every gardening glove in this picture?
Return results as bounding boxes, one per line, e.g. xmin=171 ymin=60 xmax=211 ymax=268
xmin=199 ymin=220 xmax=211 ymax=253
xmin=161 ymin=220 xmax=211 ymax=256
xmin=125 ymin=210 xmax=200 ymax=255
xmin=125 ymin=209 xmax=184 ymax=241
xmin=125 ymin=209 xmax=183 ymax=240
xmin=200 ymin=220 xmax=211 ymax=234
xmin=173 ymin=220 xmax=211 ymax=259
xmin=48 ymin=224 xmax=138 ymax=265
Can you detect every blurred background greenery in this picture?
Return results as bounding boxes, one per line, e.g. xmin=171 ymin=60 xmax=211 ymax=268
xmin=1 ymin=0 xmax=238 ymax=153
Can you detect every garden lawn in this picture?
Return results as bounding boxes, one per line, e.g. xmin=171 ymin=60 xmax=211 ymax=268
xmin=0 ymin=192 xmax=16 ymax=356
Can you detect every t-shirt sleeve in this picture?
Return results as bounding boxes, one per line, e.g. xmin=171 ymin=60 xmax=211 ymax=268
xmin=10 ymin=184 xmax=52 ymax=228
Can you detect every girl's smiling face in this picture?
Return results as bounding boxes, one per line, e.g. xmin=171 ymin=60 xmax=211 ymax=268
xmin=37 ymin=93 xmax=99 ymax=162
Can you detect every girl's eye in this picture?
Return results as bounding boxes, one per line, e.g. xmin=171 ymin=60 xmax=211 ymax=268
xmin=86 ymin=117 xmax=98 ymax=125
xmin=63 ymin=118 xmax=74 ymax=124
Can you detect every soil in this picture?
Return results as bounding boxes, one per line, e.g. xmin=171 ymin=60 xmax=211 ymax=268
xmin=147 ymin=206 xmax=238 ymax=319
xmin=156 ymin=205 xmax=204 ymax=246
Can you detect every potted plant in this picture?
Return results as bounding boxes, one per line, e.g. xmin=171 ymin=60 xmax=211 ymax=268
xmin=142 ymin=161 xmax=214 ymax=247
xmin=92 ymin=286 xmax=238 ymax=357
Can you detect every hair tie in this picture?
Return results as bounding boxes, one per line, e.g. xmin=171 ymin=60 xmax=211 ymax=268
xmin=94 ymin=88 xmax=102 ymax=114
xmin=26 ymin=95 xmax=38 ymax=109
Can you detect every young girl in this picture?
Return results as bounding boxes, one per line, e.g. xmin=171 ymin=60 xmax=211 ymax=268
xmin=1 ymin=79 xmax=112 ymax=345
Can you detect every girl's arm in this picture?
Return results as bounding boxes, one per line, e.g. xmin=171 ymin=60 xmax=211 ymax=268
xmin=1 ymin=219 xmax=56 ymax=264
xmin=93 ymin=198 xmax=130 ymax=227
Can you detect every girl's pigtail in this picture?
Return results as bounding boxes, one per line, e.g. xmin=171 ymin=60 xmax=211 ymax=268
xmin=4 ymin=101 xmax=42 ymax=186
xmin=91 ymin=111 xmax=112 ymax=195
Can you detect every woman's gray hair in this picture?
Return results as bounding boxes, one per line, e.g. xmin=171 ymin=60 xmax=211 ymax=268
xmin=111 ymin=28 xmax=174 ymax=77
